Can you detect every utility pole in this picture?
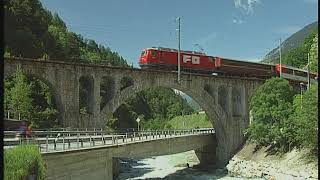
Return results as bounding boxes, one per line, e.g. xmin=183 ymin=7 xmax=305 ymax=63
xmin=300 ymin=83 xmax=304 ymax=109
xmin=176 ymin=17 xmax=181 ymax=84
xmin=279 ymin=38 xmax=282 ymax=78
xmin=307 ymin=53 xmax=310 ymax=89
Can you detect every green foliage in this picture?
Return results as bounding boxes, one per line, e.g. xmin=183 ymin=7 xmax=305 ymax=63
xmin=249 ymin=77 xmax=294 ymax=124
xmin=247 ymin=77 xmax=318 ymax=153
xmin=104 ymin=113 xmax=119 ymax=131
xmin=5 ymin=70 xmax=59 ymax=128
xmin=280 ymin=29 xmax=318 ymax=69
xmin=263 ymin=21 xmax=318 ymax=63
xmin=290 ymin=85 xmax=318 ymax=151
xmin=4 ymin=0 xmax=128 ymax=66
xmin=308 ymin=34 xmax=318 ymax=72
xmin=4 ymin=145 xmax=46 ymax=180
xmin=246 ymin=78 xmax=295 ymax=151
xmin=166 ymin=113 xmax=212 ymax=129
xmin=6 ymin=67 xmax=33 ymax=120
xmin=113 ymin=87 xmax=195 ymax=130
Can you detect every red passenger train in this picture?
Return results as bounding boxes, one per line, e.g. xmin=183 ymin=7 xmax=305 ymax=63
xmin=139 ymin=47 xmax=317 ymax=83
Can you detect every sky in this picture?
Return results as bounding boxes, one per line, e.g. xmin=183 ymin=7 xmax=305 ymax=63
xmin=40 ymin=0 xmax=318 ymax=67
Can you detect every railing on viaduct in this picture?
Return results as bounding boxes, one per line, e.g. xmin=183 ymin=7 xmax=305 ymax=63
xmin=4 ymin=128 xmax=215 ymax=153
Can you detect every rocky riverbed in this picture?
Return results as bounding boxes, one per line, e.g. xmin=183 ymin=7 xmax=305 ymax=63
xmin=227 ymin=143 xmax=318 ymax=180
xmin=117 ymin=150 xmax=263 ymax=180
xmin=117 ymin=143 xmax=318 ymax=180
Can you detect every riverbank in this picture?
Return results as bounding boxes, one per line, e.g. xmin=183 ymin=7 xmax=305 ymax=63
xmin=227 ymin=142 xmax=318 ymax=179
xmin=117 ymin=142 xmax=317 ymax=179
xmin=117 ymin=150 xmax=263 ymax=180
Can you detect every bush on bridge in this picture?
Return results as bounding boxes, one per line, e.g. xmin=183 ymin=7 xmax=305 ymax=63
xmin=4 ymin=145 xmax=46 ymax=180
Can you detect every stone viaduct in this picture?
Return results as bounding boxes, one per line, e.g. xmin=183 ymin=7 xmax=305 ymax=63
xmin=4 ymin=57 xmax=263 ymax=166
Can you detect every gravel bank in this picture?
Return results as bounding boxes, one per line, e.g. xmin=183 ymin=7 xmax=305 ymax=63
xmin=117 ymin=151 xmax=263 ymax=180
xmin=227 ymin=143 xmax=318 ymax=180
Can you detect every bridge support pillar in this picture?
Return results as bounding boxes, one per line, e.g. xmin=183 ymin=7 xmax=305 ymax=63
xmin=195 ymin=144 xmax=217 ymax=167
xmin=93 ymin=76 xmax=101 ymax=128
xmin=112 ymin=158 xmax=120 ymax=179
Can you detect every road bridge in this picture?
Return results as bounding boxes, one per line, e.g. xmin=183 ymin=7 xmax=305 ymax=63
xmin=5 ymin=129 xmax=216 ymax=180
xmin=4 ymin=57 xmax=263 ymax=166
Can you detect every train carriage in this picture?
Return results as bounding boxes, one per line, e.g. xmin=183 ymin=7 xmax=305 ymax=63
xmin=139 ymin=47 xmax=317 ymax=83
xmin=139 ymin=47 xmax=216 ymax=73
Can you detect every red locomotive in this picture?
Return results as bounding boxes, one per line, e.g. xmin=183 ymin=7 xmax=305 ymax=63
xmin=139 ymin=47 xmax=317 ymax=83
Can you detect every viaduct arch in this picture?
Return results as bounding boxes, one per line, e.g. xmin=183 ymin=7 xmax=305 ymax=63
xmin=4 ymin=57 xmax=263 ymax=166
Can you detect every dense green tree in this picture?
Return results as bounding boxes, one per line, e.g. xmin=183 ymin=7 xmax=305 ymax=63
xmin=290 ymin=84 xmax=318 ymax=151
xmin=28 ymin=77 xmax=58 ymax=128
xmin=5 ymin=69 xmax=59 ymax=128
xmin=6 ymin=67 xmax=33 ymax=120
xmin=246 ymin=78 xmax=295 ymax=151
xmin=308 ymin=34 xmax=318 ymax=72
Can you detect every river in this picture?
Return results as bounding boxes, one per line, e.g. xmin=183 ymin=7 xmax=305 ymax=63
xmin=117 ymin=150 xmax=263 ymax=180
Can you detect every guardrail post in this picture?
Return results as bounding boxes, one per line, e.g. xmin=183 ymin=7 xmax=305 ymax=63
xmin=81 ymin=139 xmax=83 ymax=148
xmin=116 ymin=135 xmax=118 ymax=145
xmin=62 ymin=134 xmax=65 ymax=150
xmin=77 ymin=133 xmax=80 ymax=148
xmin=38 ymin=142 xmax=41 ymax=152
xmin=68 ymin=139 xmax=71 ymax=149
xmin=102 ymin=133 xmax=105 ymax=145
xmin=54 ymin=140 xmax=57 ymax=150
xmin=133 ymin=132 xmax=135 ymax=142
xmin=112 ymin=134 xmax=114 ymax=144
xmin=122 ymin=135 xmax=125 ymax=143
xmin=125 ymin=133 xmax=128 ymax=143
xmin=46 ymin=135 xmax=49 ymax=152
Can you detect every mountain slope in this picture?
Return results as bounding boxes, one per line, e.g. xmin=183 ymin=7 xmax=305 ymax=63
xmin=263 ymin=21 xmax=318 ymax=63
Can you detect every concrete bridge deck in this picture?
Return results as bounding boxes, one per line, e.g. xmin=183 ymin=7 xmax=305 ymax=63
xmin=4 ymin=129 xmax=216 ymax=180
xmin=43 ymin=133 xmax=216 ymax=180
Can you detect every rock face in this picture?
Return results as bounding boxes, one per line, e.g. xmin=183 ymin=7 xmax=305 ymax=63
xmin=226 ymin=143 xmax=318 ymax=180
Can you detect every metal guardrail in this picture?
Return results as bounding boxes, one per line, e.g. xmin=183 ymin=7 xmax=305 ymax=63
xmin=4 ymin=128 xmax=215 ymax=153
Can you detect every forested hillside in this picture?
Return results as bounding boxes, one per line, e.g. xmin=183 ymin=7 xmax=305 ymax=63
xmin=263 ymin=21 xmax=318 ymax=64
xmin=4 ymin=0 xmax=194 ymax=129
xmin=4 ymin=0 xmax=127 ymax=66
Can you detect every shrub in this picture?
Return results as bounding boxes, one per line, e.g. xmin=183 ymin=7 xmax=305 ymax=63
xmin=4 ymin=145 xmax=46 ymax=180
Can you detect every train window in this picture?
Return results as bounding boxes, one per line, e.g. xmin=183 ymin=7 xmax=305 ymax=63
xmin=141 ymin=50 xmax=146 ymax=56
xmin=151 ymin=50 xmax=157 ymax=57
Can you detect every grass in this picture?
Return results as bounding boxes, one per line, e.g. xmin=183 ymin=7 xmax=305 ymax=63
xmin=4 ymin=145 xmax=46 ymax=180
xmin=167 ymin=113 xmax=213 ymax=129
